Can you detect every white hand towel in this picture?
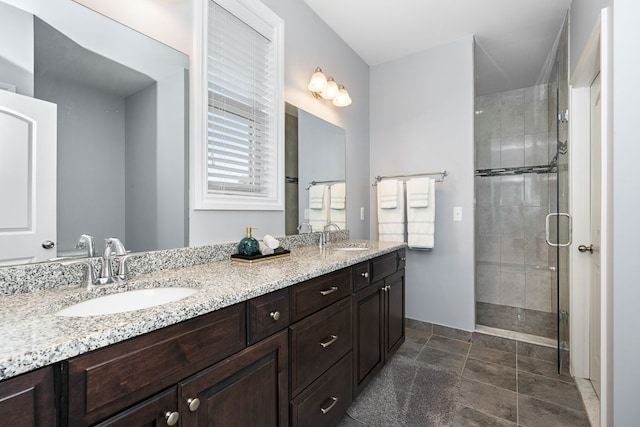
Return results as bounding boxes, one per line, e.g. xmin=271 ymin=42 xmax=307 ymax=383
xmin=407 ymin=178 xmax=436 ymax=249
xmin=259 ymin=241 xmax=274 ymax=255
xmin=330 ymin=182 xmax=346 ymax=210
xmin=377 ymin=180 xmax=405 ymax=242
xmin=309 ymin=185 xmax=329 ymax=232
xmin=309 ymin=184 xmax=326 ymax=209
xmin=407 ymin=177 xmax=430 ymax=208
xmin=378 ymin=179 xmax=399 ymax=209
xmin=263 ymin=234 xmax=280 ymax=249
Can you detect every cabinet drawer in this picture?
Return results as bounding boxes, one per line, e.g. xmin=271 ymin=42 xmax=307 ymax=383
xmin=290 ymin=298 xmax=352 ymax=397
xmin=370 ymin=252 xmax=397 ymax=283
xmin=290 ymin=268 xmax=351 ymax=322
xmin=397 ymin=248 xmax=406 ymax=270
xmin=248 ymin=288 xmax=290 ymax=345
xmin=290 ymin=352 xmax=352 ymax=427
xmin=352 ymin=261 xmax=370 ymax=292
xmin=68 ymin=304 xmax=246 ymax=425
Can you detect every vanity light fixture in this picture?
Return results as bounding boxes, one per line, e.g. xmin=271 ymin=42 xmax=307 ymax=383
xmin=307 ymin=67 xmax=352 ymax=107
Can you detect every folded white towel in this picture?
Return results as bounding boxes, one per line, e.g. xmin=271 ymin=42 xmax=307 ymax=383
xmin=378 ymin=179 xmax=399 ymax=209
xmin=407 ymin=177 xmax=430 ymax=208
xmin=407 ymin=178 xmax=436 ymax=249
xmin=377 ymin=180 xmax=405 ymax=242
xmin=330 ymin=182 xmax=346 ymax=210
xmin=263 ymin=234 xmax=280 ymax=250
xmin=309 ymin=184 xmax=326 ymax=209
xmin=309 ymin=185 xmax=329 ymax=232
xmin=259 ymin=241 xmax=274 ymax=255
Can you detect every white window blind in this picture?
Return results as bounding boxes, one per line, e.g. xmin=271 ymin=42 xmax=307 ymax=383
xmin=207 ymin=0 xmax=275 ymax=198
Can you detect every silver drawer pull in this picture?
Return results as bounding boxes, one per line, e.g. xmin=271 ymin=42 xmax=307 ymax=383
xmin=187 ymin=397 xmax=200 ymax=412
xmin=361 ymin=271 xmax=369 ymax=278
xmin=165 ymin=411 xmax=179 ymax=426
xmin=319 ymin=286 xmax=338 ymax=296
xmin=270 ymin=311 xmax=281 ymax=321
xmin=320 ymin=396 xmax=338 ymax=414
xmin=319 ymin=334 xmax=338 ymax=348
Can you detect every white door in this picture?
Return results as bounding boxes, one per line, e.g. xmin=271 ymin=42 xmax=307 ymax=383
xmin=587 ymin=73 xmax=602 ymax=398
xmin=0 ymin=90 xmax=57 ymax=265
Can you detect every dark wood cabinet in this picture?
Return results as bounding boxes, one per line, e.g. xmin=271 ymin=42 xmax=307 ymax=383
xmin=67 ymin=304 xmax=246 ymax=425
xmin=0 ymin=366 xmax=55 ymax=427
xmin=353 ymin=253 xmax=405 ymax=397
xmin=248 ymin=288 xmax=290 ymax=345
xmin=94 ymin=388 xmax=178 ymax=427
xmin=1 ymin=248 xmax=406 ymax=427
xmin=385 ymin=269 xmax=405 ymax=360
xmin=179 ymin=331 xmax=288 ymax=427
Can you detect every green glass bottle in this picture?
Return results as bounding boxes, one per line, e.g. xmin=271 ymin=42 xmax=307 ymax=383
xmin=238 ymin=226 xmax=260 ymax=256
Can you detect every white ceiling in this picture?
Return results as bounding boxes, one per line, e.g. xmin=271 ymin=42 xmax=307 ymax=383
xmin=304 ymin=0 xmax=572 ymax=96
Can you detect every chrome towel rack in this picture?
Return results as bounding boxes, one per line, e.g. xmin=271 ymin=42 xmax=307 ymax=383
xmin=305 ymin=179 xmax=345 ymax=190
xmin=372 ymin=170 xmax=448 ymax=186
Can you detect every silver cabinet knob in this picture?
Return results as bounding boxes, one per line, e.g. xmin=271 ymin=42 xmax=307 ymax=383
xmin=361 ymin=271 xmax=369 ymax=278
xmin=165 ymin=411 xmax=179 ymax=426
xmin=42 ymin=240 xmax=55 ymax=249
xmin=270 ymin=311 xmax=280 ymax=321
xmin=187 ymin=397 xmax=200 ymax=412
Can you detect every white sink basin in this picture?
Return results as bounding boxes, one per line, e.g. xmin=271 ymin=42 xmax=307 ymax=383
xmin=55 ymin=287 xmax=198 ymax=317
xmin=331 ymin=243 xmax=372 ymax=251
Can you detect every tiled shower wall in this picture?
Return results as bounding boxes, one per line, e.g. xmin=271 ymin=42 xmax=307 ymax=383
xmin=475 ymin=84 xmax=557 ymax=316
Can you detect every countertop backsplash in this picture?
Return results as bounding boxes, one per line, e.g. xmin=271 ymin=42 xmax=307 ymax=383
xmin=0 ymin=230 xmax=349 ymax=296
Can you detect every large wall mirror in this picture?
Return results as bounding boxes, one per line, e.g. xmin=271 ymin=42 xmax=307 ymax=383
xmin=285 ymin=103 xmax=346 ymax=234
xmin=0 ymin=0 xmax=188 ymax=266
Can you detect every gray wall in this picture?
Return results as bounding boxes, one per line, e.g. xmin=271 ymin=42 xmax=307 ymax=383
xmin=370 ymin=37 xmax=475 ymax=331
xmin=612 ymin=1 xmax=639 ymax=424
xmin=569 ymin=0 xmax=611 ymax=77
xmin=36 ymin=77 xmax=126 ymax=252
xmin=155 ymin=71 xmax=188 ymax=250
xmin=190 ymin=0 xmax=370 ymax=244
xmin=297 ymin=109 xmax=346 ymax=228
xmin=125 ymin=83 xmax=157 ymax=253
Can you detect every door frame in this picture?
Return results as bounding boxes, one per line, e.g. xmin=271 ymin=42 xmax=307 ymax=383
xmin=569 ymin=7 xmax=612 ymax=425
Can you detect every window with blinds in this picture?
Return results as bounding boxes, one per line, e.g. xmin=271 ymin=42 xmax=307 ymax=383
xmin=196 ymin=0 xmax=284 ymax=210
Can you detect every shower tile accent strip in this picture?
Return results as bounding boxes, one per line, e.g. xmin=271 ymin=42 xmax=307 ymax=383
xmin=0 ymin=230 xmax=349 ymax=296
xmin=0 ymin=234 xmax=403 ymax=381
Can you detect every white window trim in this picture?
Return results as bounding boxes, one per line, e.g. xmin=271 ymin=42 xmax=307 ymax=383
xmin=193 ymin=0 xmax=284 ymax=211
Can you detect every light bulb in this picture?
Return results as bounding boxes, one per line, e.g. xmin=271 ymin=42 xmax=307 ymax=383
xmin=307 ymin=68 xmax=327 ymax=93
xmin=321 ymin=77 xmax=339 ymax=99
xmin=332 ymin=85 xmax=352 ymax=107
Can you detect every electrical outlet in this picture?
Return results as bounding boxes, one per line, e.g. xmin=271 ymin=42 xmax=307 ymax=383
xmin=453 ymin=207 xmax=462 ymax=221
xmin=304 ymin=208 xmax=309 ymax=220
xmin=360 ymin=207 xmax=365 ymax=220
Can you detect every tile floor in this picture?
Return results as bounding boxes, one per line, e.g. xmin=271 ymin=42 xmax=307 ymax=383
xmin=340 ymin=321 xmax=590 ymax=426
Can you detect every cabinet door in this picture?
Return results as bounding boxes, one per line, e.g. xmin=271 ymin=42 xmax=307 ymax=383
xmin=352 ymin=281 xmax=384 ymax=397
xmin=94 ymin=388 xmax=178 ymax=427
xmin=0 ymin=367 xmax=55 ymax=427
xmin=385 ymin=269 xmax=405 ymax=361
xmin=179 ymin=331 xmax=288 ymax=427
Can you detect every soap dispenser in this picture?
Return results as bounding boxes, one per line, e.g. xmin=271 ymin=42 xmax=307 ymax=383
xmin=238 ymin=227 xmax=260 ymax=256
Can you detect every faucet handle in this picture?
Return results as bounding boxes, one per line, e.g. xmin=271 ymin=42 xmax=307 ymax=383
xmin=81 ymin=262 xmax=96 ymax=288
xmin=118 ymin=254 xmax=132 ymax=281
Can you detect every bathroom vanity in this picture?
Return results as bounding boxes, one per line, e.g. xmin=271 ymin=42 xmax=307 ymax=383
xmin=0 ymin=241 xmax=405 ymax=426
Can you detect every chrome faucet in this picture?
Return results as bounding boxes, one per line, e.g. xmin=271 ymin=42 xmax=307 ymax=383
xmin=322 ymin=223 xmax=341 ymax=245
xmin=75 ymin=234 xmax=95 ymax=258
xmin=93 ymin=238 xmax=129 ymax=286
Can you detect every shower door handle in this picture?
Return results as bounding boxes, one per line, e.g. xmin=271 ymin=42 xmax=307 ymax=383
xmin=545 ymin=213 xmax=572 ymax=247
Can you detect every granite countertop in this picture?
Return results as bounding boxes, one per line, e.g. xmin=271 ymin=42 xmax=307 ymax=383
xmin=0 ymin=240 xmax=405 ymax=381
